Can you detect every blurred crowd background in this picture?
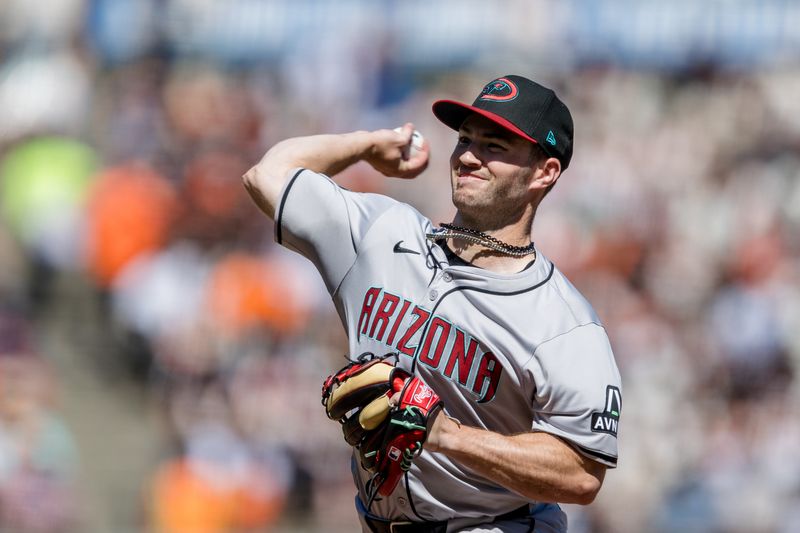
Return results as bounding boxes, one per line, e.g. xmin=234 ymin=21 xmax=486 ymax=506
xmin=1 ymin=0 xmax=800 ymax=532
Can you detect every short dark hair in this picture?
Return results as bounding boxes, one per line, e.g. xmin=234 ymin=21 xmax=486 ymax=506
xmin=527 ymin=143 xmax=549 ymax=166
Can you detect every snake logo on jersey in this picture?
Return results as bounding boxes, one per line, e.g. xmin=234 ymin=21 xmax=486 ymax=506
xmin=357 ymin=287 xmax=502 ymax=403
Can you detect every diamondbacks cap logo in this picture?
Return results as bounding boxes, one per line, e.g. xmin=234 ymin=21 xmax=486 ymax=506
xmin=591 ymin=385 xmax=621 ymax=437
xmin=546 ymin=130 xmax=557 ymax=146
xmin=479 ymin=77 xmax=518 ymax=102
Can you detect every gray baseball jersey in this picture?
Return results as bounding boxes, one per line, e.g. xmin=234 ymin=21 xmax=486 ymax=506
xmin=276 ymin=169 xmax=622 ymax=524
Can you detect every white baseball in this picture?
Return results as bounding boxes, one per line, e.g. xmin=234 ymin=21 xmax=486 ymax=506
xmin=394 ymin=127 xmax=424 ymax=160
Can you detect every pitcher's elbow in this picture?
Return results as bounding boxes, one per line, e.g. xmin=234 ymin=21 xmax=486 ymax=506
xmin=241 ymin=165 xmax=279 ymax=219
xmin=242 ymin=166 xmax=259 ymax=190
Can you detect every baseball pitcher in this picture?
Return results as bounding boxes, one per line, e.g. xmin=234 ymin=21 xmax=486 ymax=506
xmin=243 ymin=75 xmax=622 ymax=532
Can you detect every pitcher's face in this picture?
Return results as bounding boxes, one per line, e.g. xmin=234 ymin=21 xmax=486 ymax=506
xmin=449 ymin=114 xmax=539 ymax=225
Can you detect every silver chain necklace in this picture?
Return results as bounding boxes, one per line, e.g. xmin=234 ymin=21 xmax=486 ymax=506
xmin=426 ymin=223 xmax=536 ymax=257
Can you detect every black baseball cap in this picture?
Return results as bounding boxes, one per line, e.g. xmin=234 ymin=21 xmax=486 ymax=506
xmin=432 ymin=75 xmax=574 ymax=169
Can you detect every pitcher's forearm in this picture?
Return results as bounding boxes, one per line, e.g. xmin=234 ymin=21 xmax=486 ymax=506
xmin=427 ymin=415 xmax=606 ymax=504
xmin=242 ymin=131 xmax=374 ymax=218
xmin=242 ymin=125 xmax=428 ymax=219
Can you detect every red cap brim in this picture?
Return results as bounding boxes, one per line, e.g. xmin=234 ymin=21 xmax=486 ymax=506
xmin=431 ymin=99 xmax=539 ymax=146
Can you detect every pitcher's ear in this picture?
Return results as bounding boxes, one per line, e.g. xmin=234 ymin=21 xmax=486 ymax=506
xmin=531 ymin=157 xmax=561 ymax=192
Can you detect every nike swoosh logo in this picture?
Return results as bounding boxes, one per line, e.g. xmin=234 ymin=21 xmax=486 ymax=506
xmin=393 ymin=241 xmax=420 ymax=255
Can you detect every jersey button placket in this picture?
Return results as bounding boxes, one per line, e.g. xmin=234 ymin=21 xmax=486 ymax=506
xmin=429 ymin=289 xmax=438 ymax=301
xmin=442 ymin=272 xmax=452 ymax=282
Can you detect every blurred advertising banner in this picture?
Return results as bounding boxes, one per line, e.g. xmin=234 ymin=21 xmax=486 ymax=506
xmin=79 ymin=0 xmax=800 ymax=68
xmin=567 ymin=0 xmax=800 ymax=69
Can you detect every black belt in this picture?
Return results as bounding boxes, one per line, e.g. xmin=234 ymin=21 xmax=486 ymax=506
xmin=364 ymin=504 xmax=531 ymax=533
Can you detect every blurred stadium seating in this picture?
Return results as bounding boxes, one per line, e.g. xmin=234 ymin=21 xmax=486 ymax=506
xmin=1 ymin=1 xmax=799 ymax=531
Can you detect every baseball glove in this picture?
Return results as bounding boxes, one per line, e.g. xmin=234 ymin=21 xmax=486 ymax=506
xmin=321 ymin=353 xmax=443 ymax=498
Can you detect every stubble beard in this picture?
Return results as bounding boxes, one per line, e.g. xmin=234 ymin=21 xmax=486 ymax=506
xmin=451 ymin=180 xmax=527 ymax=231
